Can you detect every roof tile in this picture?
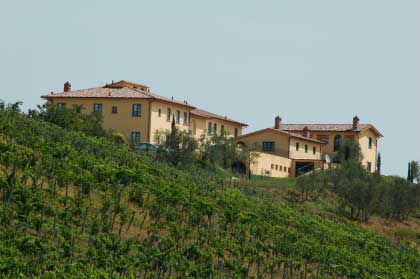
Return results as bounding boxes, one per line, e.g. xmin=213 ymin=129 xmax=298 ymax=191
xmin=191 ymin=108 xmax=247 ymax=127
xmin=277 ymin=124 xmax=382 ymax=137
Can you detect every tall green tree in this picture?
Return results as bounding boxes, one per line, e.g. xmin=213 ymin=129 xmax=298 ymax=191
xmin=156 ymin=117 xmax=198 ymax=166
xmin=408 ymin=160 xmax=419 ymax=183
xmin=334 ymin=138 xmax=363 ymax=164
xmin=376 ymin=152 xmax=381 ymax=174
xmin=408 ymin=162 xmax=412 ymax=182
xmin=29 ymin=104 xmax=106 ymax=137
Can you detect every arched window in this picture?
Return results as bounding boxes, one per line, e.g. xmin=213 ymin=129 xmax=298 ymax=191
xmin=334 ymin=135 xmax=342 ymax=152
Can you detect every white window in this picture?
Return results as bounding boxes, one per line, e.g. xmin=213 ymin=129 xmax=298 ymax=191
xmin=183 ymin=112 xmax=188 ymax=125
xmin=132 ymin=104 xmax=141 ymax=117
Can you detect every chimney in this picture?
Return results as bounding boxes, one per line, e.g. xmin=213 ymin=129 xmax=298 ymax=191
xmin=303 ymin=126 xmax=310 ymax=137
xmin=352 ymin=116 xmax=360 ymax=130
xmin=64 ymin=81 xmax=71 ymax=92
xmin=274 ymin=116 xmax=282 ymax=129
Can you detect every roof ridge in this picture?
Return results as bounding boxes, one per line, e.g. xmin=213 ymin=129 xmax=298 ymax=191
xmin=239 ymin=128 xmax=325 ymax=144
xmin=281 ymin=123 xmax=370 ymax=125
xmin=190 ymin=108 xmax=248 ymax=127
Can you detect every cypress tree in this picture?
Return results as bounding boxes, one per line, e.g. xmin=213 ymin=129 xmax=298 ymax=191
xmin=376 ymin=153 xmax=381 ymax=174
xmin=407 ymin=162 xmax=412 ymax=182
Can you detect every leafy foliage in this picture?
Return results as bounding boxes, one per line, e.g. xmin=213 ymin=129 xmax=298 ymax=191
xmin=407 ymin=160 xmax=420 ymax=183
xmin=0 ymin=102 xmax=419 ymax=278
xmin=156 ymin=117 xmax=198 ymax=166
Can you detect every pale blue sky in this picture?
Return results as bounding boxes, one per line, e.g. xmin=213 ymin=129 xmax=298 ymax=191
xmin=0 ymin=0 xmax=418 ymax=176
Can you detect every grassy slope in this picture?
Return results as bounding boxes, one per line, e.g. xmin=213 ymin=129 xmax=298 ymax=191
xmin=0 ymin=112 xmax=420 ymax=278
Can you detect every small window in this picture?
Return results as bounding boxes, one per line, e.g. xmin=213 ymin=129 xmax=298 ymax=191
xmin=213 ymin=123 xmax=217 ymax=135
xmin=131 ymin=131 xmax=141 ymax=142
xmin=262 ymin=141 xmax=275 ymax=152
xmin=57 ymin=103 xmax=66 ymax=109
xmin=334 ymin=135 xmax=342 ymax=152
xmin=93 ymin=103 xmax=102 ymax=112
xmin=296 ymin=142 xmax=299 ymax=151
xmin=75 ymin=105 xmax=82 ymax=113
xmin=305 ymin=144 xmax=308 ymax=153
xmin=368 ymin=137 xmax=373 ymax=149
xmin=234 ymin=128 xmax=239 ymax=138
xmin=208 ymin=122 xmax=212 ymax=134
xmin=284 ymin=167 xmax=287 ymax=173
xmin=167 ymin=108 xmax=171 ymax=121
xmin=367 ymin=162 xmax=372 ymax=172
xmin=132 ymin=104 xmax=141 ymax=117
xmin=271 ymin=164 xmax=274 ymax=170
xmin=221 ymin=125 xmax=225 ymax=136
xmin=158 ymin=108 xmax=162 ymax=117
xmin=313 ymin=146 xmax=316 ymax=155
xmin=280 ymin=166 xmax=283 ymax=171
xmin=112 ymin=106 xmax=118 ymax=114
xmin=176 ymin=110 xmax=180 ymax=123
xmin=183 ymin=112 xmax=188 ymax=125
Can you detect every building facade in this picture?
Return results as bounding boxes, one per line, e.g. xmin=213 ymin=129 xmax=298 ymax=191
xmin=41 ymin=80 xmax=247 ymax=143
xmin=238 ymin=116 xmax=382 ymax=177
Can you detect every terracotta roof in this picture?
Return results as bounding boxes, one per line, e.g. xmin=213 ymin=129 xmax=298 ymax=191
xmin=41 ymin=87 xmax=151 ymax=99
xmin=277 ymin=124 xmax=383 ymax=137
xmin=145 ymin=91 xmax=195 ymax=109
xmin=238 ymin=128 xmax=326 ymax=144
xmin=190 ymin=108 xmax=248 ymax=127
xmin=106 ymin=80 xmax=149 ymax=89
xmin=41 ymin=85 xmax=195 ymax=108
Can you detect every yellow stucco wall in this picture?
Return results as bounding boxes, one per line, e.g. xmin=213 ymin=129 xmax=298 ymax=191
xmin=250 ymin=152 xmax=292 ymax=178
xmin=239 ymin=130 xmax=327 ymax=177
xmin=191 ymin=116 xmax=244 ymax=139
xmin=288 ymin=138 xmax=323 ymax=160
xmin=239 ymin=130 xmax=323 ymax=160
xmin=149 ymin=101 xmax=191 ymax=144
xmin=358 ymin=129 xmax=378 ymax=172
xmin=48 ymin=97 xmax=150 ymax=142
xmin=300 ymin=131 xmax=358 ymax=156
xmin=191 ymin=117 xmax=207 ymax=138
xmin=290 ymin=130 xmax=378 ymax=172
xmin=238 ymin=130 xmax=290 ymax=158
xmin=47 ymin=97 xmax=245 ymax=145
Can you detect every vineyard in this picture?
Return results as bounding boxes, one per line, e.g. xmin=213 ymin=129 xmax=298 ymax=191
xmin=0 ymin=104 xmax=420 ymax=278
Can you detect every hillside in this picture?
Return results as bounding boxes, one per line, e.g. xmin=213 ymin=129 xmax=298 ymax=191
xmin=1 ymin=106 xmax=420 ymax=278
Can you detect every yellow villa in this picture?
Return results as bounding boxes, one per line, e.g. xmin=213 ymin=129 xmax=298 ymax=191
xmin=41 ymin=80 xmax=382 ymax=178
xmin=238 ymin=116 xmax=382 ymax=177
xmin=41 ymin=80 xmax=247 ymax=143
